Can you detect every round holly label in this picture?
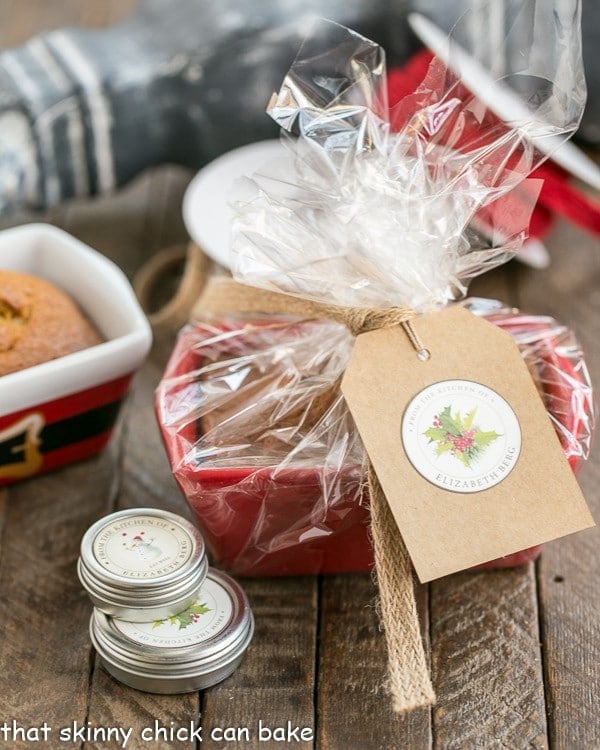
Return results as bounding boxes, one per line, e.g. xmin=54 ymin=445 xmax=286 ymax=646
xmin=401 ymin=380 xmax=521 ymax=493
xmin=92 ymin=514 xmax=193 ymax=578
xmin=114 ymin=577 xmax=233 ymax=648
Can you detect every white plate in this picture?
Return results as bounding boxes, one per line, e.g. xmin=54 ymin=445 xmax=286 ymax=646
xmin=0 ymin=223 xmax=152 ymax=416
xmin=182 ymin=140 xmax=284 ymax=269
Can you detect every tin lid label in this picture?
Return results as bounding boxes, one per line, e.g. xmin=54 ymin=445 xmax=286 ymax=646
xmin=113 ymin=578 xmax=233 ymax=647
xmin=92 ymin=514 xmax=194 ymax=579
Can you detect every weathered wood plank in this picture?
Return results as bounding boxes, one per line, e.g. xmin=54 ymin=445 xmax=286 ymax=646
xmin=67 ymin=145 xmax=319 ymax=747
xmin=536 ymin=525 xmax=600 ymax=750
xmin=515 ymin=219 xmax=600 ymax=749
xmin=0 ymin=487 xmax=7 ymax=550
xmin=318 ymin=574 xmax=432 ymax=750
xmin=119 ymin=357 xmax=191 ymax=517
xmin=430 ymin=565 xmax=547 ymax=750
xmin=85 ymin=667 xmax=200 ymax=750
xmin=202 ymin=577 xmax=318 ymax=750
xmin=0 ymin=434 xmax=122 ymax=749
xmin=0 ymin=0 xmax=58 ymax=48
xmin=72 ymin=129 xmax=316 ymax=750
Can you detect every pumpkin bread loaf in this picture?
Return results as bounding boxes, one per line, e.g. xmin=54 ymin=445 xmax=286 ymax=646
xmin=0 ymin=269 xmax=102 ymax=376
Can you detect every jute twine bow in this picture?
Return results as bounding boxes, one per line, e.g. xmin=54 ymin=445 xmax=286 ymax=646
xmin=191 ymin=274 xmax=435 ymax=714
xmin=136 ymin=243 xmax=435 ymax=713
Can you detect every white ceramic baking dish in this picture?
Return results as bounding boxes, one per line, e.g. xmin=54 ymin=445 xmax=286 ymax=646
xmin=0 ymin=223 xmax=152 ymax=483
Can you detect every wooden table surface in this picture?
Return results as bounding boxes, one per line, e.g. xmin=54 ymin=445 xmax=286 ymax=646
xmin=1 ymin=3 xmax=599 ymax=749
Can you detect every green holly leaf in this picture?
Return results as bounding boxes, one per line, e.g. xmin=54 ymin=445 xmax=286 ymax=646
xmin=190 ymin=603 xmax=211 ymax=616
xmin=435 ymin=441 xmax=453 ymax=457
xmin=466 ymin=445 xmax=481 ymax=459
xmin=474 ymin=429 xmax=502 ymax=447
xmin=152 ymin=601 xmax=211 ymax=630
xmin=463 ymin=408 xmax=477 ymax=431
xmin=171 ymin=612 xmax=194 ymax=629
xmin=454 ymin=449 xmax=472 ymax=468
xmin=424 ymin=427 xmax=446 ymax=443
xmin=438 ymin=406 xmax=461 ymax=437
xmin=424 ymin=403 xmax=501 ymax=471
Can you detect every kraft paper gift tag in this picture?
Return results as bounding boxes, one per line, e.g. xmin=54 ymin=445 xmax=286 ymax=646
xmin=341 ymin=306 xmax=594 ymax=582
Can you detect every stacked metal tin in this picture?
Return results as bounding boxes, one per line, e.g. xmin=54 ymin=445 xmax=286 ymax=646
xmin=78 ymin=507 xmax=254 ymax=694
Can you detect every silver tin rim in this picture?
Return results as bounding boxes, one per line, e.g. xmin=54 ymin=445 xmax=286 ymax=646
xmin=90 ymin=569 xmax=254 ymax=694
xmin=79 ymin=507 xmax=207 ymax=620
xmin=96 ymin=654 xmax=245 ymax=694
xmin=77 ymin=555 xmax=209 ymax=605
xmin=78 ymin=556 xmax=209 ymax=622
xmin=80 ymin=507 xmax=205 ymax=588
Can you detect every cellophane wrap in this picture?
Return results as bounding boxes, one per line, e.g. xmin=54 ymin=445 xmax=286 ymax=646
xmin=156 ymin=299 xmax=594 ymax=575
xmin=157 ymin=6 xmax=592 ymax=575
xmin=231 ymin=10 xmax=585 ymax=310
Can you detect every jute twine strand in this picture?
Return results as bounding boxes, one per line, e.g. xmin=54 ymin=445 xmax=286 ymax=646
xmin=368 ymin=464 xmax=435 ymax=711
xmin=192 ymin=274 xmax=435 ymax=713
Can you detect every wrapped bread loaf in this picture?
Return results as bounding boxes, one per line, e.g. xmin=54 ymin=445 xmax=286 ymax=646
xmin=157 ymin=302 xmax=594 ymax=576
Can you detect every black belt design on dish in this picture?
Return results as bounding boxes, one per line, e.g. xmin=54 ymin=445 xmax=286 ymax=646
xmin=0 ymin=399 xmax=123 ymax=472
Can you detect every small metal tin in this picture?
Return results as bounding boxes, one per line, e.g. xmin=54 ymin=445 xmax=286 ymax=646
xmin=89 ymin=568 xmax=254 ymax=694
xmin=79 ymin=507 xmax=208 ymax=622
